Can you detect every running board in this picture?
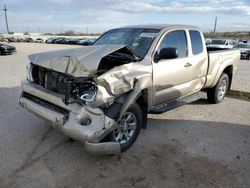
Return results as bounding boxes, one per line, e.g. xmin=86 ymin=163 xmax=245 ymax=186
xmin=149 ymin=92 xmax=201 ymax=114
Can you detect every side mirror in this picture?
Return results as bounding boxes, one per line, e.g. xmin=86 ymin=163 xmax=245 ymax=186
xmin=156 ymin=47 xmax=178 ymax=61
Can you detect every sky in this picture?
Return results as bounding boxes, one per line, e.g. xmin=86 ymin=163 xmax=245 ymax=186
xmin=0 ymin=0 xmax=250 ymax=34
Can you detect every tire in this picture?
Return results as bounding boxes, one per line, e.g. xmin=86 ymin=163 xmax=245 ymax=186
xmin=207 ymin=73 xmax=229 ymax=104
xmin=110 ymin=103 xmax=142 ymax=152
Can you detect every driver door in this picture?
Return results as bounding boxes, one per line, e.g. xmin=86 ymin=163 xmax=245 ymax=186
xmin=152 ymin=29 xmax=203 ymax=106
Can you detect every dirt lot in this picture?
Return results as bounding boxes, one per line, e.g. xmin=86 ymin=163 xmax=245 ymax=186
xmin=0 ymin=43 xmax=250 ymax=188
xmin=231 ymin=60 xmax=250 ymax=92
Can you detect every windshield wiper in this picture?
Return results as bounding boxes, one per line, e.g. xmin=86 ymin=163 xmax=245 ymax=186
xmin=124 ymin=45 xmax=142 ymax=61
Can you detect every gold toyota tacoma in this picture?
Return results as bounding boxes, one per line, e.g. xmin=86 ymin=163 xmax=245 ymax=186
xmin=19 ymin=25 xmax=240 ymax=155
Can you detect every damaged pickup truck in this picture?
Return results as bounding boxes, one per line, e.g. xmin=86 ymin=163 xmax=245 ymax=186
xmin=19 ymin=25 xmax=240 ymax=155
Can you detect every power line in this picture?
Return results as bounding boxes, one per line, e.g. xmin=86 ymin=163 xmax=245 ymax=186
xmin=3 ymin=4 xmax=10 ymax=34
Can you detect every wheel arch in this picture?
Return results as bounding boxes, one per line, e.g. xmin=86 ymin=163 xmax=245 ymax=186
xmin=222 ymin=65 xmax=233 ymax=90
xmin=211 ymin=63 xmax=234 ymax=89
xmin=134 ymin=89 xmax=148 ymax=129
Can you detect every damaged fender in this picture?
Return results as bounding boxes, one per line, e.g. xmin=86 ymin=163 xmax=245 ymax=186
xmin=93 ymin=63 xmax=152 ymax=117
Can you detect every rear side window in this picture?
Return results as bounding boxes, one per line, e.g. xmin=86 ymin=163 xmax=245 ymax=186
xmin=159 ymin=30 xmax=187 ymax=58
xmin=189 ymin=30 xmax=203 ymax=55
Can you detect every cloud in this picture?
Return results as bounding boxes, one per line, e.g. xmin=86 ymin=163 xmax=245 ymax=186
xmin=48 ymin=0 xmax=71 ymax=4
xmin=0 ymin=0 xmax=250 ymax=33
xmin=108 ymin=0 xmax=250 ymax=15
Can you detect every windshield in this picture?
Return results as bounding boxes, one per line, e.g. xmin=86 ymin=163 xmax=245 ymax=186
xmin=211 ymin=40 xmax=226 ymax=45
xmin=235 ymin=44 xmax=250 ymax=48
xmin=94 ymin=28 xmax=160 ymax=58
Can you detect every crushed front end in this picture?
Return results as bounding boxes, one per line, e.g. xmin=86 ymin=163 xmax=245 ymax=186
xmin=19 ymin=64 xmax=121 ymax=155
xmin=19 ymin=45 xmax=152 ymax=155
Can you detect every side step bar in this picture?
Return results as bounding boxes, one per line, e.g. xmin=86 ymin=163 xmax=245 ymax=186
xmin=149 ymin=92 xmax=201 ymax=114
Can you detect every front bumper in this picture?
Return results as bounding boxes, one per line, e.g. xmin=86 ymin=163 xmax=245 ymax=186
xmin=19 ymin=80 xmax=121 ymax=155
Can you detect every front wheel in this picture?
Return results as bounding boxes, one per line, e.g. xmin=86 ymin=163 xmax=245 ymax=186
xmin=207 ymin=73 xmax=229 ymax=104
xmin=111 ymin=103 xmax=142 ymax=152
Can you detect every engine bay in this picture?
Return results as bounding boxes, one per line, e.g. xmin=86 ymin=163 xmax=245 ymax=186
xmin=31 ymin=64 xmax=98 ymax=105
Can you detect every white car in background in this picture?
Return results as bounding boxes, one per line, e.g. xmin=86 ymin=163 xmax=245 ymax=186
xmin=207 ymin=39 xmax=234 ymax=49
xmin=35 ymin=38 xmax=44 ymax=43
xmin=234 ymin=43 xmax=250 ymax=60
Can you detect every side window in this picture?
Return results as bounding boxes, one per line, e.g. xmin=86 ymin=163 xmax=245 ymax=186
xmin=189 ymin=30 xmax=203 ymax=55
xmin=159 ymin=30 xmax=187 ymax=58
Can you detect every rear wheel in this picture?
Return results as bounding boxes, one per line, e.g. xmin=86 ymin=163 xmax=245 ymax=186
xmin=111 ymin=103 xmax=142 ymax=152
xmin=207 ymin=73 xmax=229 ymax=104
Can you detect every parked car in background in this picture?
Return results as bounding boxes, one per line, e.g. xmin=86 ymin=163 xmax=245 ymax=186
xmin=51 ymin=37 xmax=65 ymax=44
xmin=7 ymin=37 xmax=17 ymax=42
xmin=0 ymin=43 xmax=17 ymax=55
xmin=17 ymin=38 xmax=25 ymax=42
xmin=35 ymin=38 xmax=44 ymax=43
xmin=239 ymin=39 xmax=250 ymax=44
xmin=207 ymin=39 xmax=234 ymax=49
xmin=76 ymin=38 xmax=88 ymax=45
xmin=205 ymin=39 xmax=212 ymax=45
xmin=25 ymin=38 xmax=34 ymax=43
xmin=43 ymin=37 xmax=97 ymax=45
xmin=235 ymin=43 xmax=250 ymax=60
xmin=45 ymin=38 xmax=58 ymax=43
xmin=67 ymin=38 xmax=80 ymax=45
xmin=77 ymin=38 xmax=96 ymax=46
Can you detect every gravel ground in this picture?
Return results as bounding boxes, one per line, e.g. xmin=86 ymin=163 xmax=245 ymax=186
xmin=0 ymin=43 xmax=250 ymax=188
xmin=231 ymin=60 xmax=250 ymax=92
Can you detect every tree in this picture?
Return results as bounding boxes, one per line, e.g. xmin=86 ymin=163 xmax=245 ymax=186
xmin=63 ymin=30 xmax=75 ymax=36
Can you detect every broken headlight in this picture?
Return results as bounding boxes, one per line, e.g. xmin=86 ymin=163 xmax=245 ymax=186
xmin=63 ymin=80 xmax=97 ymax=105
xmin=26 ymin=63 xmax=33 ymax=82
xmin=79 ymin=82 xmax=97 ymax=102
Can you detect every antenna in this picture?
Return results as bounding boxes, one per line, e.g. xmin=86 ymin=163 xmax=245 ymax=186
xmin=3 ymin=4 xmax=10 ymax=34
xmin=213 ymin=16 xmax=217 ymax=33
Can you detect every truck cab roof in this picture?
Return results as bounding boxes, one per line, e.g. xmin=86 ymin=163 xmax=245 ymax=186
xmin=117 ymin=24 xmax=200 ymax=31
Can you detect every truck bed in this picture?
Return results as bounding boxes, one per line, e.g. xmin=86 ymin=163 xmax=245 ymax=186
xmin=204 ymin=48 xmax=240 ymax=88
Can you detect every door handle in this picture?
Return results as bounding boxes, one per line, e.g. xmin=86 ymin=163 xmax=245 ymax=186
xmin=184 ymin=62 xmax=192 ymax=67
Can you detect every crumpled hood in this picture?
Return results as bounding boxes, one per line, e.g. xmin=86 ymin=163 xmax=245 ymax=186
xmin=28 ymin=44 xmax=132 ymax=77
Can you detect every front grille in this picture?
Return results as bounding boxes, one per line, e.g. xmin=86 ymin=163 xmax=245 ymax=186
xmin=32 ymin=64 xmax=73 ymax=94
xmin=30 ymin=64 xmax=96 ymax=105
xmin=23 ymin=92 xmax=69 ymax=117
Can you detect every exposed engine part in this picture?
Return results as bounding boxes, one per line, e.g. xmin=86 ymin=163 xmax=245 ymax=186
xmin=97 ymin=47 xmax=140 ymax=72
xmin=79 ymin=82 xmax=97 ymax=102
xmin=63 ymin=80 xmax=97 ymax=105
xmin=31 ymin=64 xmax=97 ymax=105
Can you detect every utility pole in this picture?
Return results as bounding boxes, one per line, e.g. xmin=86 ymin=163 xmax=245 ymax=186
xmin=213 ymin=16 xmax=217 ymax=33
xmin=3 ymin=4 xmax=10 ymax=34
